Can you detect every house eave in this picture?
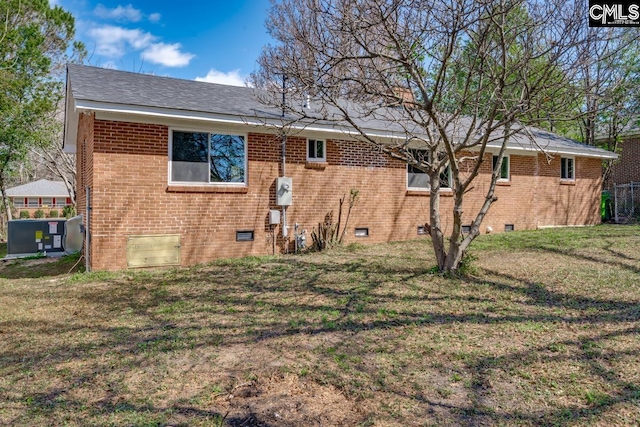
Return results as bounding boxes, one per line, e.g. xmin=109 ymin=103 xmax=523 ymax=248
xmin=485 ymin=141 xmax=618 ymax=160
xmin=66 ymin=98 xmax=618 ymax=161
xmin=63 ymin=72 xmax=78 ymax=154
xmin=72 ymin=99 xmax=408 ymax=144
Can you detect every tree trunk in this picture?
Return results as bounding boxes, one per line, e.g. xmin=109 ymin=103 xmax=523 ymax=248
xmin=0 ymin=184 xmax=12 ymax=223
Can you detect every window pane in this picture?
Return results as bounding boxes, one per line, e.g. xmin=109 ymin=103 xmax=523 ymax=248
xmin=316 ymin=140 xmax=324 ymax=158
xmin=172 ymin=131 xmax=209 ymax=182
xmin=501 ymin=157 xmax=509 ymax=179
xmin=210 ymin=134 xmax=245 ymax=183
xmin=308 ymin=140 xmax=316 ymax=158
xmin=42 ymin=197 xmax=52 ymax=206
xmin=408 ymin=164 xmax=430 ymax=188
xmin=440 ymin=168 xmax=451 ymax=188
xmin=28 ymin=198 xmax=39 ymax=207
xmin=568 ymin=158 xmax=573 ymax=179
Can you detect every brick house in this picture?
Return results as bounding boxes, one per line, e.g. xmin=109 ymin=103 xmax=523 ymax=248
xmin=6 ymin=179 xmax=73 ymax=217
xmin=63 ymin=65 xmax=617 ymax=271
xmin=603 ymin=133 xmax=640 ymax=190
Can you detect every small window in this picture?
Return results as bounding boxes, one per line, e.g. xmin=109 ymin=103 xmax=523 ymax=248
xmin=417 ymin=225 xmax=427 ymax=235
xmin=236 ymin=230 xmax=254 ymax=241
xmin=27 ymin=197 xmax=39 ymax=208
xmin=407 ymin=149 xmax=451 ymax=190
xmin=307 ymin=139 xmax=325 ymax=161
xmin=561 ymin=157 xmax=574 ymax=180
xmin=492 ymin=155 xmax=510 ymax=181
xmin=505 ymin=224 xmax=515 ymax=232
xmin=461 ymin=225 xmax=471 ymax=234
xmin=42 ymin=197 xmax=52 ymax=207
xmin=13 ymin=198 xmax=25 ymax=208
xmin=355 ymin=227 xmax=369 ymax=237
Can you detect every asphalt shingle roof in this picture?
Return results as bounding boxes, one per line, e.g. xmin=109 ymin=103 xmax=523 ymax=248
xmin=6 ymin=179 xmax=70 ymax=197
xmin=66 ymin=64 xmax=616 ymax=159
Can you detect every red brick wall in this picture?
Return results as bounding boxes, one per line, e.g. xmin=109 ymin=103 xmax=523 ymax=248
xmin=605 ymin=137 xmax=640 ymax=189
xmin=75 ymin=112 xmax=94 ymax=262
xmin=75 ymin=117 xmax=604 ymax=270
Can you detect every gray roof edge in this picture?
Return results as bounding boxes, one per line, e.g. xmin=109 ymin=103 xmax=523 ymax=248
xmin=6 ymin=179 xmax=71 ymax=197
xmin=66 ymin=64 xmax=617 ymax=160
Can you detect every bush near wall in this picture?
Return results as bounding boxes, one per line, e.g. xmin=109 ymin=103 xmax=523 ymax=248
xmin=19 ymin=211 xmax=30 ymax=219
xmin=48 ymin=210 xmax=59 ymax=218
xmin=63 ymin=205 xmax=76 ymax=219
xmin=34 ymin=209 xmax=45 ymax=219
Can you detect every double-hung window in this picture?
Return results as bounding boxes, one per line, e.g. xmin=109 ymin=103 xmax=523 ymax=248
xmin=170 ymin=130 xmax=247 ymax=185
xmin=492 ymin=155 xmax=510 ymax=181
xmin=560 ymin=157 xmax=574 ymax=180
xmin=307 ymin=139 xmax=325 ymax=162
xmin=407 ymin=149 xmax=451 ymax=190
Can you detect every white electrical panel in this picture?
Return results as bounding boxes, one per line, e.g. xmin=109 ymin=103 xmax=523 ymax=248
xmin=276 ymin=177 xmax=293 ymax=206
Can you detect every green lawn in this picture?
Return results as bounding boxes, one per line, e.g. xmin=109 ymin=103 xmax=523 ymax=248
xmin=0 ymin=225 xmax=639 ymax=426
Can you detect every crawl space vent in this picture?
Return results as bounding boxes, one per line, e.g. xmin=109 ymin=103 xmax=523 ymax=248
xmin=355 ymin=227 xmax=369 ymax=237
xmin=236 ymin=230 xmax=255 ymax=241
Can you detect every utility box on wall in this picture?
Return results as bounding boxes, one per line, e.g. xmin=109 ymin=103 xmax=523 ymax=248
xmin=276 ymin=177 xmax=293 ymax=206
xmin=269 ymin=209 xmax=281 ymax=225
xmin=126 ymin=234 xmax=181 ymax=268
xmin=7 ymin=219 xmax=67 ymax=255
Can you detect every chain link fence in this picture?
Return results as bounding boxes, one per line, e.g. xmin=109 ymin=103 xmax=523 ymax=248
xmin=614 ymin=182 xmax=640 ymax=224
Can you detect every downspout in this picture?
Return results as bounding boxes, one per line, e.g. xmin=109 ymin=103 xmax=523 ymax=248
xmin=85 ymin=186 xmax=91 ymax=272
xmin=281 ymin=133 xmax=288 ymax=239
xmin=281 ymin=76 xmax=288 ymax=242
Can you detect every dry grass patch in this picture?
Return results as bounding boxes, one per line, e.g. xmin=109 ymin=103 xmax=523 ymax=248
xmin=0 ymin=225 xmax=639 ymax=426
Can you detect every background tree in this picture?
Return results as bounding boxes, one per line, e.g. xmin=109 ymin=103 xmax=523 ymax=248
xmin=252 ymin=0 xmax=619 ymax=273
xmin=568 ymin=28 xmax=640 ymax=186
xmin=0 ymin=0 xmax=84 ymax=223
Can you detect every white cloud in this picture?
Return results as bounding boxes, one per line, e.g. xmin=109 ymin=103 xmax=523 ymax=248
xmin=142 ymin=43 xmax=195 ymax=67
xmin=195 ymin=69 xmax=247 ymax=87
xmin=148 ymin=13 xmax=161 ymax=23
xmin=94 ymin=4 xmax=143 ymax=22
xmin=87 ymin=25 xmax=195 ymax=68
xmin=101 ymin=60 xmax=119 ymax=70
xmin=88 ymin=25 xmax=155 ymax=57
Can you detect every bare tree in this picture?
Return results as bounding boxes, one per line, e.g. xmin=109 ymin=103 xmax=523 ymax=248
xmin=251 ymin=0 xmax=618 ymax=272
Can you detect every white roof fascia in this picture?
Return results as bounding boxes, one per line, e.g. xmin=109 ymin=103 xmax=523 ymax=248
xmin=70 ymin=99 xmax=618 ymax=161
xmin=63 ymin=78 xmax=78 ymax=154
xmin=485 ymin=141 xmax=617 ymax=160
xmin=75 ymin=100 xmax=409 ymax=144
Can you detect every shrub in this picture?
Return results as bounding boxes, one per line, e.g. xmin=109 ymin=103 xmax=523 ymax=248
xmin=63 ymin=205 xmax=76 ymax=219
xmin=19 ymin=210 xmax=30 ymax=219
xmin=48 ymin=210 xmax=59 ymax=218
xmin=34 ymin=209 xmax=45 ymax=218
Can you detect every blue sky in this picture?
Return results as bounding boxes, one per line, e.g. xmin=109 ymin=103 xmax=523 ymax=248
xmin=51 ymin=0 xmax=274 ymax=85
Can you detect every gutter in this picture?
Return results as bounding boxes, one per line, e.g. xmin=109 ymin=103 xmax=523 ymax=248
xmin=68 ymin=99 xmax=619 ymax=161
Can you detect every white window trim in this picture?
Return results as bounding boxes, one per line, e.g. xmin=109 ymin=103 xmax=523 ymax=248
xmin=493 ymin=154 xmax=510 ymax=182
xmin=306 ymin=138 xmax=326 ymax=162
xmin=560 ymin=156 xmax=575 ymax=181
xmin=168 ymin=127 xmax=248 ymax=186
